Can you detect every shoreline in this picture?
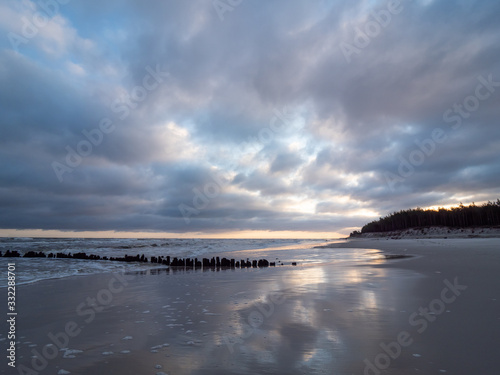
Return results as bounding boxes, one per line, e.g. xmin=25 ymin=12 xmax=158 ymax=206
xmin=347 ymin=226 xmax=500 ymax=240
xmin=0 ymin=239 xmax=334 ymax=288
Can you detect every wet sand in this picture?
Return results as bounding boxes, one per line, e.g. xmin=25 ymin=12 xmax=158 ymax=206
xmin=326 ymin=237 xmax=500 ymax=374
xmin=3 ymin=238 xmax=499 ymax=374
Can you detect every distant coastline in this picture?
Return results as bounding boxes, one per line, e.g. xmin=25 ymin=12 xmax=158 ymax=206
xmin=350 ymin=201 xmax=500 ymax=239
xmin=349 ymin=225 xmax=500 ymax=239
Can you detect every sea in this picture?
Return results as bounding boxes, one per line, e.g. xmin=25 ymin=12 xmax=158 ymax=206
xmin=0 ymin=237 xmax=382 ymax=287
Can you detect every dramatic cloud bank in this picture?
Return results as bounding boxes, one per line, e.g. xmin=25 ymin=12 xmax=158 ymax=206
xmin=1 ymin=0 xmax=499 ymax=237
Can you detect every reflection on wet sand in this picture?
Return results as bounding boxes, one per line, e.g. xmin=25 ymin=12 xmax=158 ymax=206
xmin=184 ymin=251 xmax=421 ymax=374
xmin=15 ymin=248 xmax=421 ymax=375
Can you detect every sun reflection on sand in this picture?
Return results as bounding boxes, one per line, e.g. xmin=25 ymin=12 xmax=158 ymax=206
xmin=361 ymin=290 xmax=379 ymax=310
xmin=45 ymin=246 xmax=418 ymax=375
xmin=198 ymin=255 xmax=417 ymax=374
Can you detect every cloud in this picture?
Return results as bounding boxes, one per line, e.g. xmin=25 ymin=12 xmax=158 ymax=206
xmin=1 ymin=0 xmax=500 ymax=236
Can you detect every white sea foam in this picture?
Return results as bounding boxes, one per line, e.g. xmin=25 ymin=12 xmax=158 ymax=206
xmin=63 ymin=349 xmax=83 ymax=358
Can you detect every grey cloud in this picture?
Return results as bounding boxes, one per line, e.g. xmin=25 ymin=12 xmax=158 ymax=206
xmin=1 ymin=0 xmax=500 ymax=235
xmin=270 ymin=152 xmax=304 ymax=174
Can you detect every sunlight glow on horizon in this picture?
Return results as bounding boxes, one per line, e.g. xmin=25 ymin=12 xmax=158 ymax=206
xmin=0 ymin=229 xmax=347 ymax=240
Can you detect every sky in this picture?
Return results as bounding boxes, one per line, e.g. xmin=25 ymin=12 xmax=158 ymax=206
xmin=0 ymin=0 xmax=499 ymax=239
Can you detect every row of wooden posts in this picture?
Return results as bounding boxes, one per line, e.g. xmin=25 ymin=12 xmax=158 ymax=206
xmin=1 ymin=250 xmax=297 ymax=268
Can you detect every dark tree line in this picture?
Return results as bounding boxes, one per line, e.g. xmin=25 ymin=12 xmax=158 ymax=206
xmin=354 ymin=200 xmax=500 ymax=234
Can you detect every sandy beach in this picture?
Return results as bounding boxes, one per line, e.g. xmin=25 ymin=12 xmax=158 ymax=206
xmin=3 ymin=237 xmax=499 ymax=375
xmin=326 ymin=237 xmax=500 ymax=374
